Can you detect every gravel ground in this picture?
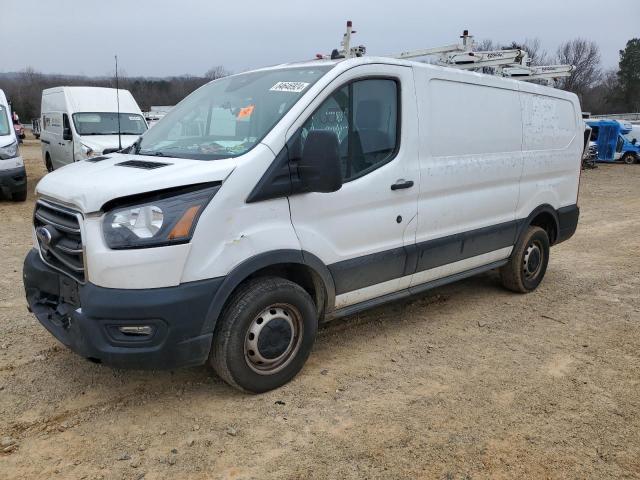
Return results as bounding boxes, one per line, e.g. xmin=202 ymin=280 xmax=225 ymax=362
xmin=0 ymin=136 xmax=639 ymax=479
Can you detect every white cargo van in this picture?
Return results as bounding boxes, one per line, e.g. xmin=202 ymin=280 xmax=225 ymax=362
xmin=24 ymin=57 xmax=583 ymax=392
xmin=40 ymin=87 xmax=148 ymax=171
xmin=0 ymin=89 xmax=26 ymax=201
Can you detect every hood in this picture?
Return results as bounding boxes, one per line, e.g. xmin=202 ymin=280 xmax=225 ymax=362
xmin=36 ymin=153 xmax=237 ymax=213
xmin=78 ymin=135 xmax=140 ymax=153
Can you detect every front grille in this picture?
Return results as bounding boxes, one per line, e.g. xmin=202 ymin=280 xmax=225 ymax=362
xmin=34 ymin=201 xmax=85 ymax=283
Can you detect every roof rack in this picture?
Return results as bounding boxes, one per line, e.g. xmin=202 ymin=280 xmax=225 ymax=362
xmin=320 ymin=22 xmax=574 ymax=87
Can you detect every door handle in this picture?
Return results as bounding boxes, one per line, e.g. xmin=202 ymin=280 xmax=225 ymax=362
xmin=390 ymin=179 xmax=414 ymax=191
xmin=58 ymin=142 xmax=65 ymax=146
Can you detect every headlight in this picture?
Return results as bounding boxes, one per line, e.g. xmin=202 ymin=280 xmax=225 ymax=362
xmin=103 ymin=184 xmax=220 ymax=249
xmin=0 ymin=141 xmax=18 ymax=160
xmin=80 ymin=143 xmax=99 ymax=159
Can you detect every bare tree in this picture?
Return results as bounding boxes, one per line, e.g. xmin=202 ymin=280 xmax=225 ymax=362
xmin=475 ymin=38 xmax=496 ymax=52
xmin=555 ymin=39 xmax=602 ymax=96
xmin=205 ymin=65 xmax=230 ymax=80
xmin=520 ymin=38 xmax=551 ymax=66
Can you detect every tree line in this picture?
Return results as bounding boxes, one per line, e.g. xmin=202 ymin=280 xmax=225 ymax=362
xmin=1 ymin=36 xmax=638 ymax=122
xmin=474 ymin=36 xmax=639 ymax=114
xmin=1 ymin=66 xmax=229 ymax=122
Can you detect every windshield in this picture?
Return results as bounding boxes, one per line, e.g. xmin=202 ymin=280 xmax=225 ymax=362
xmin=0 ymin=106 xmax=10 ymax=136
xmin=623 ymin=132 xmax=638 ymax=143
xmin=73 ymin=113 xmax=147 ymax=135
xmin=136 ymin=65 xmax=333 ymax=160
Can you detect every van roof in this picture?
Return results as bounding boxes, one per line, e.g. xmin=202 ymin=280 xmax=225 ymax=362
xmin=42 ymin=86 xmax=143 ymax=114
xmin=248 ymin=56 xmax=578 ymax=100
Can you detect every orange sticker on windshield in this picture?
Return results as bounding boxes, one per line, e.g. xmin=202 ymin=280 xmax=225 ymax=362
xmin=237 ymin=105 xmax=255 ymax=119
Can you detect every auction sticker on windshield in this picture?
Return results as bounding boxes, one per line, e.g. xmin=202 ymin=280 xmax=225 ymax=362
xmin=270 ymin=82 xmax=310 ymax=93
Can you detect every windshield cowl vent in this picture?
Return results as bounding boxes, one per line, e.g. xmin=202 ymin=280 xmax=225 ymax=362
xmin=115 ymin=160 xmax=172 ymax=170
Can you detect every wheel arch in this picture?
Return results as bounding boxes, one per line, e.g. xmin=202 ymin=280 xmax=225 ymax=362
xmin=201 ymin=250 xmax=335 ymax=334
xmin=519 ymin=204 xmax=560 ymax=245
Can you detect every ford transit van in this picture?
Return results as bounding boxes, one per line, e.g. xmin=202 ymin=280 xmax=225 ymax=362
xmin=40 ymin=87 xmax=148 ymax=171
xmin=0 ymin=89 xmax=26 ymax=201
xmin=24 ymin=57 xmax=583 ymax=392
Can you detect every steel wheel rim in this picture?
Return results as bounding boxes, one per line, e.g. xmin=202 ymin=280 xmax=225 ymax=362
xmin=244 ymin=303 xmax=303 ymax=375
xmin=523 ymin=240 xmax=544 ymax=280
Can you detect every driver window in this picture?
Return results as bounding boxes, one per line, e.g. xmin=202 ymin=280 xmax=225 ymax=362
xmin=297 ymin=78 xmax=399 ymax=181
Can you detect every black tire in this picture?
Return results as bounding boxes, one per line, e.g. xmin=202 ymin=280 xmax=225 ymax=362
xmin=500 ymin=226 xmax=550 ymax=293
xmin=11 ymin=188 xmax=27 ymax=202
xmin=622 ymin=153 xmax=637 ymax=165
xmin=45 ymin=154 xmax=53 ymax=172
xmin=210 ymin=276 xmax=318 ymax=393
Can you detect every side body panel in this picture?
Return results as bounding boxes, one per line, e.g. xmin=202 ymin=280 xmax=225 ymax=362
xmin=516 ymin=82 xmax=582 ymax=220
xmin=411 ymin=68 xmax=523 ymax=287
xmin=40 ymin=89 xmax=66 ymax=168
xmin=180 ymin=144 xmax=303 ymax=285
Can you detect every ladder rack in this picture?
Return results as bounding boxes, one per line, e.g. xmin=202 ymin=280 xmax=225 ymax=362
xmin=323 ymin=22 xmax=574 ymax=87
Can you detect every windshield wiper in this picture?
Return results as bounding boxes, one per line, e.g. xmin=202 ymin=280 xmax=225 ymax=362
xmin=137 ymin=150 xmax=165 ymax=157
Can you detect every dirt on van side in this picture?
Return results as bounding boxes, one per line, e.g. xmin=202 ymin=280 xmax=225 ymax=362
xmin=0 ymin=136 xmax=639 ymax=480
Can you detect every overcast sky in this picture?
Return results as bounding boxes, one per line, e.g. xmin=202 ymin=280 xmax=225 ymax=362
xmin=2 ymin=0 xmax=638 ymax=77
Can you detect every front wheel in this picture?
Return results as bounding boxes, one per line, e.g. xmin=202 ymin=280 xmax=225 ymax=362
xmin=210 ymin=276 xmax=318 ymax=393
xmin=500 ymin=226 xmax=550 ymax=293
xmin=622 ymin=153 xmax=637 ymax=165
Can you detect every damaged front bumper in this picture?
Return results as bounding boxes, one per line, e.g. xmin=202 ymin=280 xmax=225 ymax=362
xmin=23 ymin=249 xmax=223 ymax=369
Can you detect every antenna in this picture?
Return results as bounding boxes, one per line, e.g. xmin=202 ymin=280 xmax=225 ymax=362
xmin=115 ymin=55 xmax=122 ymax=151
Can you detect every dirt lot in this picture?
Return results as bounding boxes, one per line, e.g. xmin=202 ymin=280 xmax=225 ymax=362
xmin=1 ymin=135 xmax=639 ymax=479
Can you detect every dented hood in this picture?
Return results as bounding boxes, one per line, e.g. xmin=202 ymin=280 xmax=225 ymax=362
xmin=36 ymin=153 xmax=237 ymax=213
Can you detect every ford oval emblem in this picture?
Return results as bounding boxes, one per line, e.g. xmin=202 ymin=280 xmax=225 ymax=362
xmin=36 ymin=226 xmax=52 ymax=248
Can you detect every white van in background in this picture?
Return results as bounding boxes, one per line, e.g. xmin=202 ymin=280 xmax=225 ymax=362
xmin=0 ymin=89 xmax=27 ymax=201
xmin=24 ymin=57 xmax=584 ymax=393
xmin=40 ymin=87 xmax=148 ymax=171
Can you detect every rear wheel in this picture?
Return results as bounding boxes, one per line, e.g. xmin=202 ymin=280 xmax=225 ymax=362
xmin=210 ymin=276 xmax=318 ymax=393
xmin=622 ymin=153 xmax=637 ymax=165
xmin=500 ymin=226 xmax=550 ymax=293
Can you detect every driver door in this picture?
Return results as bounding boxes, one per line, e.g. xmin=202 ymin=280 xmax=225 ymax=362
xmin=287 ymin=65 xmax=419 ymax=310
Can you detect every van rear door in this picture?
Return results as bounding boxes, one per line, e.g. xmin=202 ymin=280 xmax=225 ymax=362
xmin=287 ymin=65 xmax=419 ymax=310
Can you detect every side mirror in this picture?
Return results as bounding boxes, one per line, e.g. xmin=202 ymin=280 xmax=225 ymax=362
xmin=62 ymin=127 xmax=73 ymax=141
xmin=632 ymin=138 xmax=637 ymax=145
xmin=297 ymin=130 xmax=343 ymax=193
